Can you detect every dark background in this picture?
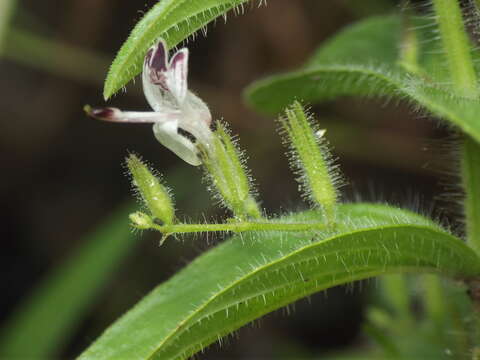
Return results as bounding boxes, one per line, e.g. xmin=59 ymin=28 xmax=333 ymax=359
xmin=1 ymin=0 xmax=458 ymax=358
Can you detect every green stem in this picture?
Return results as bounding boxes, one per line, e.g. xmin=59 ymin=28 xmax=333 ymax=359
xmin=152 ymin=221 xmax=328 ymax=235
xmin=432 ymin=0 xmax=478 ymax=97
xmin=422 ymin=274 xmax=445 ymax=325
xmin=462 ymin=138 xmax=480 ymax=255
xmin=433 ymin=1 xmax=480 ymax=257
xmin=382 ymin=274 xmax=413 ymax=328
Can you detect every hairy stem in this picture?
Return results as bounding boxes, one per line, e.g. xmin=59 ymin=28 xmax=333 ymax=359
xmin=432 ymin=4 xmax=480 ymax=329
xmin=432 ymin=0 xmax=477 ymax=97
xmin=152 ymin=221 xmax=328 ymax=235
xmin=462 ymin=138 xmax=480 ymax=255
xmin=433 ymin=0 xmax=480 ymax=258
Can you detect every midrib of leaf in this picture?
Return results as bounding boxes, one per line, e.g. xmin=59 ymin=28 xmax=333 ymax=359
xmin=165 ymin=224 xmax=451 ymax=324
xmin=167 ymin=269 xmax=402 ymax=360
xmin=104 ymin=0 xmax=249 ymax=99
xmin=150 ymin=225 xmax=477 ymax=359
xmin=158 ymin=266 xmax=471 ymax=358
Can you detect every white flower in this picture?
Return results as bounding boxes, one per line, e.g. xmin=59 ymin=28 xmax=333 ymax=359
xmin=86 ymin=39 xmax=212 ymax=166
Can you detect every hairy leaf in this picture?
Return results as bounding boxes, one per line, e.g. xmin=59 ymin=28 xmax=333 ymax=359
xmin=79 ymin=203 xmax=480 ymax=359
xmin=245 ymin=15 xmax=480 ymax=143
xmin=103 ymin=0 xmax=253 ymax=100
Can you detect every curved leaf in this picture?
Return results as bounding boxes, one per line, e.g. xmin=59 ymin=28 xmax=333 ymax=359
xmin=245 ymin=64 xmax=404 ymax=113
xmin=79 ymin=203 xmax=480 ymax=359
xmin=245 ymin=15 xmax=480 ymax=144
xmin=104 ymin=0 xmax=251 ymax=100
xmin=245 ymin=15 xmax=405 ymax=113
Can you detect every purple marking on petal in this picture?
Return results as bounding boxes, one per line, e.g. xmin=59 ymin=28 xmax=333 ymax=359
xmin=149 ymin=41 xmax=168 ymax=72
xmin=168 ymin=49 xmax=188 ymax=102
xmin=144 ymin=48 xmax=154 ymax=66
xmin=170 ymin=50 xmax=185 ymax=67
xmin=88 ymin=107 xmax=116 ymax=120
xmin=150 ymin=70 xmax=169 ymax=90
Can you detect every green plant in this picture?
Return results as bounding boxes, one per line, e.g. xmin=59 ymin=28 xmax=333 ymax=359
xmin=77 ymin=0 xmax=480 ymax=359
xmin=4 ymin=0 xmax=480 ymax=358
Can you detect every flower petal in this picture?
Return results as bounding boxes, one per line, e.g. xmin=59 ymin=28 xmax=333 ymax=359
xmin=167 ymin=49 xmax=189 ymax=104
xmin=143 ymin=41 xmax=178 ymax=112
xmin=153 ymin=120 xmax=201 ymax=166
xmin=146 ymin=39 xmax=168 ymax=74
xmin=85 ymin=106 xmax=180 ymax=123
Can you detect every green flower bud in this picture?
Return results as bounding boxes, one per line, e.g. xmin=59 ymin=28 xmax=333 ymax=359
xmin=129 ymin=211 xmax=154 ymax=229
xmin=201 ymin=121 xmax=261 ymax=220
xmin=280 ymin=101 xmax=341 ymax=224
xmin=126 ymin=154 xmax=175 ymax=224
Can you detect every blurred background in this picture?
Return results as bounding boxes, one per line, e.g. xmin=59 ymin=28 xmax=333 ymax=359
xmin=0 ymin=0 xmax=459 ymax=358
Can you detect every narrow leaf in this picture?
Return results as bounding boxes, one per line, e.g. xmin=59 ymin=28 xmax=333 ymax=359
xmin=104 ymin=0 xmax=252 ymax=100
xmin=79 ymin=203 xmax=480 ymax=359
xmin=245 ymin=14 xmax=480 ymax=144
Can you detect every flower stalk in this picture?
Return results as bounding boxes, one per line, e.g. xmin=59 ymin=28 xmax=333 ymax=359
xmin=151 ymin=220 xmax=327 ymax=235
xmin=432 ymin=0 xmax=480 ymax=257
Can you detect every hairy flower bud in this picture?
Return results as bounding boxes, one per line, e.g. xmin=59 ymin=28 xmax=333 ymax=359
xmin=280 ymin=101 xmax=341 ymax=224
xmin=126 ymin=154 xmax=175 ymax=225
xmin=129 ymin=211 xmax=154 ymax=230
xmin=201 ymin=122 xmax=261 ymax=220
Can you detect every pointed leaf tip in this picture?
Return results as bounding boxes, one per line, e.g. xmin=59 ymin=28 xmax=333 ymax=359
xmin=102 ymin=0 xmax=253 ymax=98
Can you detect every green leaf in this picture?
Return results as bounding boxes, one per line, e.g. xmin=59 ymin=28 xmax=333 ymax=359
xmin=245 ymin=15 xmax=404 ymax=113
xmin=246 ymin=63 xmax=404 ymax=114
xmin=103 ymin=0 xmax=251 ymax=100
xmin=79 ymin=203 xmax=480 ymax=359
xmin=245 ymin=15 xmax=480 ymax=144
xmin=0 ymin=204 xmax=135 ymax=358
xmin=305 ymin=15 xmax=401 ymax=67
